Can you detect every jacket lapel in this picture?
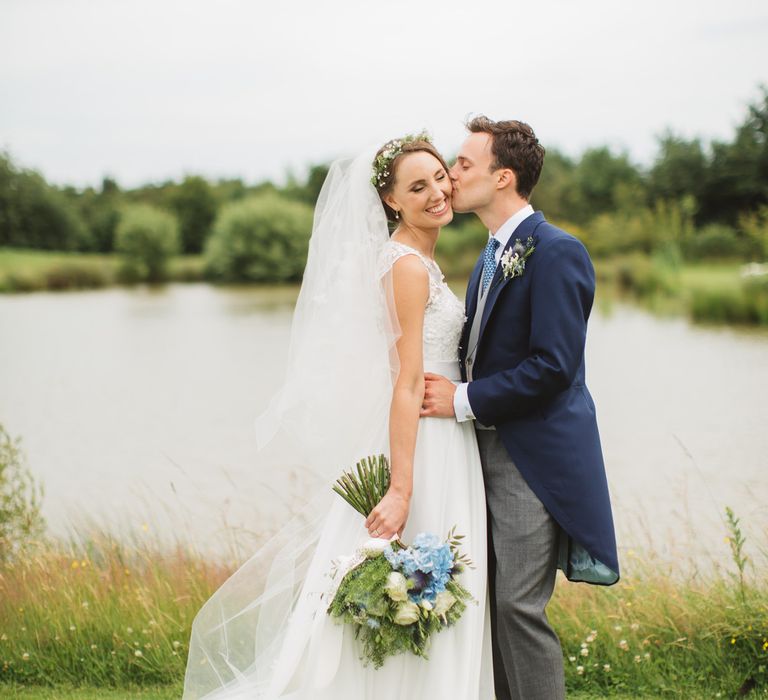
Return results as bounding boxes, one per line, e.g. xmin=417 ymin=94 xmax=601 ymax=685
xmin=477 ymin=211 xmax=545 ymax=343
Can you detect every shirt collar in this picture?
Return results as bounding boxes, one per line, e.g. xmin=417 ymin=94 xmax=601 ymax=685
xmin=490 ymin=204 xmax=535 ymax=249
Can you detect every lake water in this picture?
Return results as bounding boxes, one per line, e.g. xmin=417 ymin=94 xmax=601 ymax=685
xmin=1 ymin=283 xmax=766 ymax=569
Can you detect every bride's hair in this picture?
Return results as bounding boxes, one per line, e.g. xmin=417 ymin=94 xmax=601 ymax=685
xmin=372 ymin=136 xmax=451 ymax=223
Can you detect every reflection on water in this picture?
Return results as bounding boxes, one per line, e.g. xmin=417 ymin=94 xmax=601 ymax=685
xmin=0 ymin=284 xmax=766 ymax=566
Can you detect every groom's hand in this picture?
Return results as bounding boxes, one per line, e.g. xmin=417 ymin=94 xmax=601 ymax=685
xmin=421 ymin=373 xmax=456 ymax=418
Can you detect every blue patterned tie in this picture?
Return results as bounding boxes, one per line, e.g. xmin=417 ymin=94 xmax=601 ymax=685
xmin=480 ymin=237 xmax=501 ymax=295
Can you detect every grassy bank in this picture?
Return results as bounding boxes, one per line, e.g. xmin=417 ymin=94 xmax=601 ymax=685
xmin=4 ymin=247 xmax=768 ymax=329
xmin=0 ymin=249 xmax=204 ymax=292
xmin=595 ymin=255 xmax=768 ymax=326
xmin=0 ymin=517 xmax=766 ymax=697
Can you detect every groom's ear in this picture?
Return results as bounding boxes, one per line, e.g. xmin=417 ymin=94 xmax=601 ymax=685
xmin=496 ymin=168 xmax=517 ymax=192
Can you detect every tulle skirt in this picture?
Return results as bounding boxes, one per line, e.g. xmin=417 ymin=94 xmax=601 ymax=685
xmin=184 ymin=414 xmax=493 ymax=699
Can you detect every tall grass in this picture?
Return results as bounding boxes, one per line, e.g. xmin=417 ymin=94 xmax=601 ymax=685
xmin=1 ymin=514 xmax=766 ymax=696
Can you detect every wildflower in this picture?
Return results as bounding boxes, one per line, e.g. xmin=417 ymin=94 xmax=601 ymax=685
xmin=69 ymin=625 xmax=76 ymax=632
xmin=731 ymin=638 xmax=736 ymax=645
xmin=172 ymin=641 xmax=181 ymax=649
xmin=126 ymin=627 xmax=133 ymax=634
xmin=568 ymin=656 xmax=576 ymax=662
xmin=580 ymin=642 xmax=588 ymax=649
xmin=763 ymin=641 xmax=768 ymax=651
xmin=619 ymin=639 xmax=629 ymax=651
xmin=614 ymin=625 xmax=622 ymax=632
xmin=576 ymin=665 xmax=584 ymax=675
xmin=81 ymin=602 xmax=89 ymax=609
xmin=134 ymin=650 xmax=143 ymax=658
xmin=634 ymin=655 xmax=641 ymax=663
xmin=603 ymin=664 xmax=611 ymax=672
xmin=644 ymin=652 xmax=651 ymax=660
xmin=90 ymin=644 xmax=97 ymax=651
xmin=142 ymin=629 xmax=149 ymax=635
xmin=81 ymin=560 xmax=88 ymax=567
xmin=148 ymin=620 xmax=156 ymax=627
xmin=630 ymin=622 xmax=640 ymax=631
xmin=71 ymin=561 xmax=79 ymax=569
xmin=111 ymin=651 xmax=116 ymax=656
xmin=22 ymin=653 xmax=29 ymax=661
xmin=580 ymin=647 xmax=589 ymax=657
xmin=585 ymin=631 xmax=597 ymax=643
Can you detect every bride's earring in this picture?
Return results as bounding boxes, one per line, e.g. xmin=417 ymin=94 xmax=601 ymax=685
xmin=394 ymin=210 xmax=400 ymax=220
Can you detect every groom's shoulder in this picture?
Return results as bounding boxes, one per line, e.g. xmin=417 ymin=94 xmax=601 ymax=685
xmin=536 ymin=215 xmax=590 ymax=257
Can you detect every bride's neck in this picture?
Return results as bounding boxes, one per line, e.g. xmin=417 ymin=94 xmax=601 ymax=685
xmin=391 ymin=223 xmax=439 ymax=260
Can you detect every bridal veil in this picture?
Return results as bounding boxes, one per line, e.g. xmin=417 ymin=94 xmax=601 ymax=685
xmin=183 ymin=148 xmax=402 ymax=698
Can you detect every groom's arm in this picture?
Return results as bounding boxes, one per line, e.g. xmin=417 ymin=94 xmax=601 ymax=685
xmin=466 ymin=237 xmax=595 ymax=425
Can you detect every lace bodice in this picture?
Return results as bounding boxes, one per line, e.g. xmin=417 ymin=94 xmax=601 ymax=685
xmin=379 ymin=241 xmax=467 ymax=363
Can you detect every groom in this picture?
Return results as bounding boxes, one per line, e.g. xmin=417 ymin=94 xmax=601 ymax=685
xmin=422 ymin=117 xmax=619 ymax=700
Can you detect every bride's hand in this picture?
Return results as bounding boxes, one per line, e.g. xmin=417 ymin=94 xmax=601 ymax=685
xmin=364 ymin=488 xmax=410 ymax=540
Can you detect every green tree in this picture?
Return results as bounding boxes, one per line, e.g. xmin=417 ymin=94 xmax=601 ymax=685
xmin=648 ymin=132 xmax=707 ymax=212
xmin=115 ymin=204 xmax=180 ymax=282
xmin=283 ymin=164 xmax=331 ymax=205
xmin=0 ymin=152 xmax=87 ymax=250
xmin=700 ymin=87 xmax=768 ymax=224
xmin=171 ymin=175 xmax=217 ymax=254
xmin=531 ymin=149 xmax=578 ymax=223
xmin=204 ymin=192 xmax=313 ymax=283
xmin=570 ymin=147 xmax=645 ymax=223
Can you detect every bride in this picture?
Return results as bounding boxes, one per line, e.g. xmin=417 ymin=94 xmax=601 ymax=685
xmin=183 ymin=135 xmax=493 ymax=699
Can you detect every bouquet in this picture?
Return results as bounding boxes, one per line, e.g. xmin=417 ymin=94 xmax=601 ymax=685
xmin=326 ymin=455 xmax=474 ymax=668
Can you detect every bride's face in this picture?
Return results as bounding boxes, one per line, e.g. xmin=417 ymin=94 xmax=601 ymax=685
xmin=449 ymin=132 xmax=497 ymax=213
xmin=385 ymin=152 xmax=453 ymax=229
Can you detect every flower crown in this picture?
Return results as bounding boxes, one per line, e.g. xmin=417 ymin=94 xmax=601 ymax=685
xmin=371 ymin=131 xmax=432 ymax=189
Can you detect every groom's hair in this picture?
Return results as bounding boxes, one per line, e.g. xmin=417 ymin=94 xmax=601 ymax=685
xmin=466 ymin=116 xmax=545 ymax=199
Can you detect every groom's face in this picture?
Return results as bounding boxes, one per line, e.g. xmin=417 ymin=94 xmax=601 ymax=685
xmin=449 ymin=132 xmax=497 ymax=213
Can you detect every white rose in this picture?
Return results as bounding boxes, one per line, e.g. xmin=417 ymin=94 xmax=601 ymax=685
xmin=383 ymin=572 xmax=408 ymax=602
xmin=420 ymin=599 xmax=433 ymax=611
xmin=361 ymin=538 xmax=391 ymax=558
xmin=393 ymin=601 xmax=420 ymax=625
xmin=433 ymin=590 xmax=457 ymax=616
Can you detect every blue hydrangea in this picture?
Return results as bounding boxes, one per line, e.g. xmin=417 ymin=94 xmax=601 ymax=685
xmin=366 ymin=618 xmax=381 ymax=629
xmin=385 ymin=533 xmax=455 ymax=604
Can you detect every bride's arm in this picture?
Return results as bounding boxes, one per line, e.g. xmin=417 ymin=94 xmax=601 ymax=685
xmin=364 ymin=255 xmax=429 ymax=539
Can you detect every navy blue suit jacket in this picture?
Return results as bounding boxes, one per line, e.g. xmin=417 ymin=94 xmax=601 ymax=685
xmin=460 ymin=211 xmax=619 ymax=583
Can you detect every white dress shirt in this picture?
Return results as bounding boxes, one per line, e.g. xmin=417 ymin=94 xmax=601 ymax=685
xmin=453 ymin=204 xmax=535 ymax=423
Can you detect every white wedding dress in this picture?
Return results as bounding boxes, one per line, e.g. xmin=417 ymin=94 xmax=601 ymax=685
xmin=183 ymin=153 xmax=493 ymax=700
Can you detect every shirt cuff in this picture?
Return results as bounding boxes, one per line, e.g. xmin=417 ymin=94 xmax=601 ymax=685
xmin=453 ymin=382 xmax=476 ymax=422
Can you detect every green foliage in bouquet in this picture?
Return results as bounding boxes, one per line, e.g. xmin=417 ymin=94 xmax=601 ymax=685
xmin=327 ymin=548 xmax=472 ymax=668
xmin=332 ymin=454 xmax=391 ymax=518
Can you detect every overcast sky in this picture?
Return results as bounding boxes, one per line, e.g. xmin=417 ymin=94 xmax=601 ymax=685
xmin=1 ymin=0 xmax=767 ymax=189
